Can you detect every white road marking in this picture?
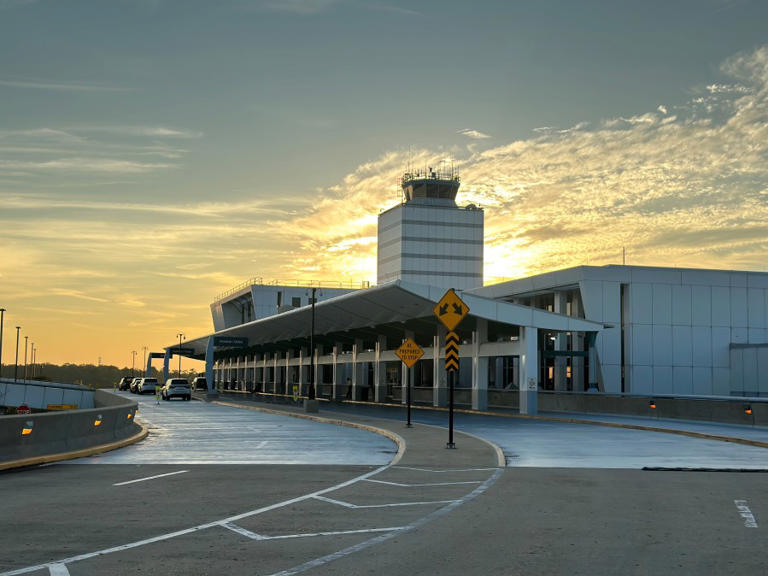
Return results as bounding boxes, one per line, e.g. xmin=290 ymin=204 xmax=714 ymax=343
xmin=312 ymin=495 xmax=457 ymax=509
xmin=113 ymin=470 xmax=189 ymax=486
xmin=734 ymin=499 xmax=759 ymax=528
xmin=46 ymin=565 xmax=69 ymax=576
xmin=222 ymin=523 xmax=266 ymax=540
xmin=364 ymin=478 xmax=482 ymax=487
xmin=0 ymin=463 xmax=393 ymax=576
xmin=222 ymin=523 xmax=405 ymax=541
xmin=268 ymin=468 xmax=504 ymax=576
xmin=392 ymin=466 xmax=499 ymax=473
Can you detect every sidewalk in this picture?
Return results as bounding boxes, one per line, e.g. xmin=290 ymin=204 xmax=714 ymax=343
xmin=200 ymin=391 xmax=768 ymax=450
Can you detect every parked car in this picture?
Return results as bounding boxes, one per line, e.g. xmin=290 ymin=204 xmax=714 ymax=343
xmin=138 ymin=377 xmax=159 ymax=395
xmin=162 ymin=378 xmax=191 ymax=401
xmin=118 ymin=377 xmax=133 ymax=391
xmin=191 ymin=376 xmax=207 ymax=391
xmin=129 ymin=377 xmax=142 ymax=393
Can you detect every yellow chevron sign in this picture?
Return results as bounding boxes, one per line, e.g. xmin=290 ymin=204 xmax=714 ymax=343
xmin=445 ymin=330 xmax=460 ymax=372
xmin=434 ymin=288 xmax=469 ymax=331
xmin=396 ymin=338 xmax=424 ymax=368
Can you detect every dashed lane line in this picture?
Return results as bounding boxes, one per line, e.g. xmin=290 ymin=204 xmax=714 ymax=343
xmin=734 ymin=500 xmax=759 ymax=528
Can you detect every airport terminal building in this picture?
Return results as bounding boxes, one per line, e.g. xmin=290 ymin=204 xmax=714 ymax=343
xmin=165 ymin=168 xmax=768 ymax=413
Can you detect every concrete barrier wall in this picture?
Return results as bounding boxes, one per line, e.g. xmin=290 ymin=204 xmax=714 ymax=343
xmin=392 ymin=386 xmax=767 ymax=427
xmin=0 ymin=389 xmax=140 ymax=463
xmin=0 ymin=379 xmax=95 ymax=411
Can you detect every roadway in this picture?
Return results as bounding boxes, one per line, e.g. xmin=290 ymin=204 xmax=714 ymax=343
xmin=0 ymin=393 xmax=765 ymax=575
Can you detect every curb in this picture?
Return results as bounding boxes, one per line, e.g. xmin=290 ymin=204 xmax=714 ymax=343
xmin=0 ymin=424 xmax=149 ymax=472
xmin=332 ymin=399 xmax=768 ymax=451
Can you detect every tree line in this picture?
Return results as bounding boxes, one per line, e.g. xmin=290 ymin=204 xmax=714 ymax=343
xmin=0 ymin=363 xmax=201 ymax=389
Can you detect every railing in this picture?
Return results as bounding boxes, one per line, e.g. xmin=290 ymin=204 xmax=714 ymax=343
xmin=213 ymin=278 xmax=374 ymax=303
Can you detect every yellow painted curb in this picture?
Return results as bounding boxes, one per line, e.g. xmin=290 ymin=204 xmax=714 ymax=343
xmin=212 ymin=400 xmax=406 ymax=466
xmin=0 ymin=424 xmax=149 ymax=472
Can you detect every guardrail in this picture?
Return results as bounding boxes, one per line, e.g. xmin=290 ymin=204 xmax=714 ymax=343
xmin=0 ymin=389 xmax=141 ymax=465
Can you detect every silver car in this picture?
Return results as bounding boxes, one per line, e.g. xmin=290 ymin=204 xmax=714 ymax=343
xmin=138 ymin=377 xmax=159 ymax=395
xmin=162 ymin=378 xmax=191 ymax=401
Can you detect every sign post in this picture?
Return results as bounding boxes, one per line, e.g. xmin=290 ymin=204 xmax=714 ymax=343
xmin=433 ymin=289 xmax=469 ymax=449
xmin=395 ymin=338 xmax=424 ymax=427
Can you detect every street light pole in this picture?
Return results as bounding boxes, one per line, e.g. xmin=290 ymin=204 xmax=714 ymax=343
xmin=131 ymin=350 xmax=137 ymax=377
xmin=23 ymin=335 xmax=28 ymax=382
xmin=0 ymin=308 xmax=5 ymax=380
xmin=142 ymin=345 xmax=148 ymax=377
xmin=14 ymin=326 xmax=21 ymax=382
xmin=308 ymin=288 xmax=316 ymax=400
xmin=177 ymin=333 xmax=185 ymax=378
xmin=31 ymin=343 xmax=35 ymax=379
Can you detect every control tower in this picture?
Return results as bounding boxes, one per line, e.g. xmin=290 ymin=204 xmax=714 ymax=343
xmin=377 ymin=164 xmax=484 ymax=290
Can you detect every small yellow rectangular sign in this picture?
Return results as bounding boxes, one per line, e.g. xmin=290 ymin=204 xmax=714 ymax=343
xmin=46 ymin=404 xmax=78 ymax=411
xmin=396 ymin=338 xmax=424 ymax=368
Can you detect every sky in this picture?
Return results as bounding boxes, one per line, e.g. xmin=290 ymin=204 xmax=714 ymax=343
xmin=1 ymin=0 xmax=768 ymax=369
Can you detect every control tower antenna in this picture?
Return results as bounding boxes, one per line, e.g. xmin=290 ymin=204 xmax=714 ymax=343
xmin=400 ymin=159 xmax=460 ymax=204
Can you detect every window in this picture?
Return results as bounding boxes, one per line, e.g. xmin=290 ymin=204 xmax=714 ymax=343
xmin=292 ymin=297 xmax=301 ymax=307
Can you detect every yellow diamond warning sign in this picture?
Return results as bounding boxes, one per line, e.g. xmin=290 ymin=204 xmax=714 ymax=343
xmin=434 ymin=288 xmax=470 ymax=331
xmin=396 ymin=338 xmax=424 ymax=368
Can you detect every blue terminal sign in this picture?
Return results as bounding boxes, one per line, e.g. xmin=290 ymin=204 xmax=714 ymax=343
xmin=213 ymin=336 xmax=249 ymax=347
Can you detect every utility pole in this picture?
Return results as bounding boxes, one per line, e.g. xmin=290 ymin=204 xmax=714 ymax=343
xmin=23 ymin=335 xmax=28 ymax=382
xmin=177 ymin=333 xmax=185 ymax=378
xmin=14 ymin=326 xmax=21 ymax=382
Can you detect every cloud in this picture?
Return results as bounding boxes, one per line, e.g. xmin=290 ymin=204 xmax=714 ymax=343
xmin=50 ymin=289 xmax=110 ymax=303
xmin=270 ymin=45 xmax=768 ymax=281
xmin=0 ymin=157 xmax=175 ymax=174
xmin=0 ymin=78 xmax=130 ymax=92
xmin=259 ymin=0 xmax=342 ymax=14
xmin=458 ymin=128 xmax=491 ymax=140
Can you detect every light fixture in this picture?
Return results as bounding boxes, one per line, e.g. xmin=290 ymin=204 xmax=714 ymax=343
xmin=649 ymin=399 xmax=656 ymax=409
xmin=745 ymin=405 xmax=753 ymax=416
xmin=127 ymin=412 xmax=133 ymax=420
xmin=21 ymin=421 xmax=33 ymax=436
xmin=94 ymin=414 xmax=103 ymax=427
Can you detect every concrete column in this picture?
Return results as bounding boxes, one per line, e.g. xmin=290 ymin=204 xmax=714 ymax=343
xmin=332 ymin=345 xmax=341 ymax=400
xmin=285 ymin=350 xmax=293 ymax=396
xmin=433 ymin=327 xmax=448 ymax=407
xmin=572 ymin=293 xmax=585 ymax=391
xmin=205 ymin=338 xmax=216 ymax=397
xmin=273 ymin=352 xmax=281 ymax=394
xmin=554 ymin=291 xmax=568 ymax=392
xmin=520 ymin=326 xmax=538 ymax=415
xmin=163 ymin=350 xmax=171 ymax=382
xmin=374 ymin=335 xmax=386 ymax=403
xmin=352 ymin=339 xmax=363 ymax=400
xmin=313 ymin=345 xmax=322 ymax=393
xmin=472 ymin=319 xmax=489 ymax=410
xmin=587 ymin=332 xmax=599 ymax=392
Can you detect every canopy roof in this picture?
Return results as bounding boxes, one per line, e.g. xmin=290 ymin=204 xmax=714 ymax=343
xmin=168 ymin=281 xmax=606 ymax=360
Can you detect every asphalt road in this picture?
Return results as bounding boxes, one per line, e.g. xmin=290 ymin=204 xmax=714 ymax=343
xmin=0 ymin=395 xmax=765 ymax=575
